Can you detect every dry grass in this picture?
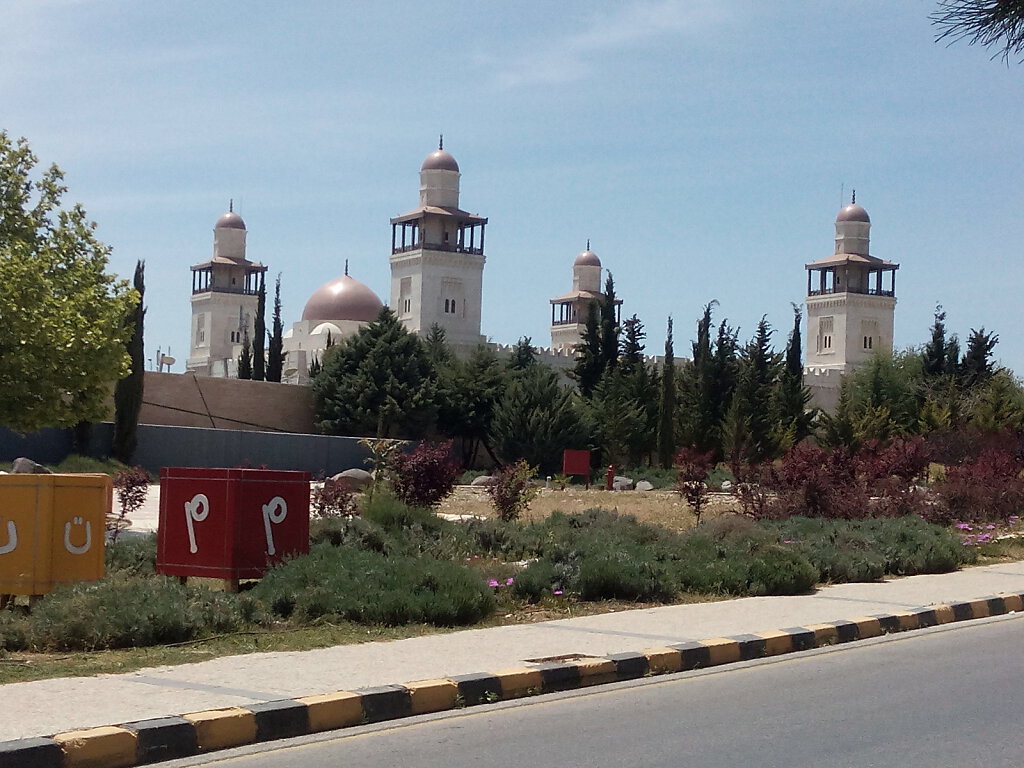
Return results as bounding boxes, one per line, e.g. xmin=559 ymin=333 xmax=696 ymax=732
xmin=437 ymin=485 xmax=739 ymax=530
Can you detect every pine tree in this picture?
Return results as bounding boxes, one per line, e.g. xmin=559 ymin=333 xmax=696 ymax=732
xmin=253 ymin=275 xmax=266 ymax=380
xmin=266 ymin=274 xmax=284 ymax=382
xmin=313 ymin=307 xmax=436 ymax=438
xmin=490 ymin=364 xmax=585 ymax=474
xmin=424 ymin=323 xmax=452 ymax=368
xmin=572 ymin=308 xmax=604 ymax=396
xmin=959 ymin=327 xmax=999 ymax=388
xmin=111 ymin=260 xmax=145 ymax=463
xmin=923 ymin=304 xmax=959 ymax=378
xmin=657 ymin=316 xmax=676 ymax=468
xmin=507 ymin=336 xmax=538 ymax=370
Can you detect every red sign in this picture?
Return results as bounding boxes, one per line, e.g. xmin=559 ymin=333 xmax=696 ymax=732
xmin=562 ymin=449 xmax=591 ymax=477
xmin=156 ymin=467 xmax=310 ymax=581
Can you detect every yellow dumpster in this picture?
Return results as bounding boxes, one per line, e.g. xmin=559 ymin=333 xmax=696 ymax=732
xmin=0 ymin=474 xmax=110 ymax=596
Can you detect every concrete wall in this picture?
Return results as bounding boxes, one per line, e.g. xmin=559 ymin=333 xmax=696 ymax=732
xmin=0 ymin=422 xmax=370 ymax=477
xmin=139 ymin=371 xmax=315 ymax=433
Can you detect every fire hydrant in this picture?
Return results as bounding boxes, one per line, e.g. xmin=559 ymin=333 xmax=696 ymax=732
xmin=605 ymin=465 xmax=615 ymax=491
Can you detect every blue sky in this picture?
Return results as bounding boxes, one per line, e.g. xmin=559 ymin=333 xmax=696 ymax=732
xmin=4 ymin=0 xmax=1022 ymax=374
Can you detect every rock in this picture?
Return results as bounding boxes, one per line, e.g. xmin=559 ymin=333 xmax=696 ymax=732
xmin=720 ymin=480 xmax=734 ymax=492
xmin=330 ymin=468 xmax=373 ymax=490
xmin=11 ymin=457 xmax=52 ymax=474
xmin=470 ymin=475 xmax=498 ymax=487
xmin=612 ymin=476 xmax=634 ymax=491
xmin=635 ymin=480 xmax=654 ymax=492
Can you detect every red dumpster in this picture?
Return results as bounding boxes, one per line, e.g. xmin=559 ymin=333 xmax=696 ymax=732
xmin=156 ymin=467 xmax=310 ymax=583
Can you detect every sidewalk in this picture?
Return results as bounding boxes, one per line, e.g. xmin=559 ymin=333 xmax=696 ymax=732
xmin=4 ymin=558 xmax=1024 ymax=742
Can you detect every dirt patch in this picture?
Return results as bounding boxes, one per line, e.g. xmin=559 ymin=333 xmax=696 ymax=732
xmin=436 ymin=486 xmax=740 ymax=531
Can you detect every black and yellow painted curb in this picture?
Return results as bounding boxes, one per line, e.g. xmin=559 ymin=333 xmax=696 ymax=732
xmin=4 ymin=592 xmax=1022 ymax=768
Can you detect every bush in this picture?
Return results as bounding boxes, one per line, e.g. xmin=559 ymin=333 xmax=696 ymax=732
xmin=363 ymin=492 xmax=445 ymax=535
xmin=576 ymin=544 xmax=678 ymax=602
xmin=105 ymin=534 xmax=156 ymax=576
xmin=674 ymin=446 xmax=715 ymax=525
xmin=27 ymin=576 xmax=247 ymax=651
xmin=110 ymin=466 xmax=150 ymax=542
xmin=511 ymin=559 xmax=558 ymax=602
xmin=252 ymin=543 xmax=495 ymax=626
xmin=765 ymin=516 xmax=972 ymax=582
xmin=932 ymin=449 xmax=1024 ymax=523
xmin=311 ymin=477 xmax=357 ymax=519
xmin=487 ymin=460 xmax=538 ymax=521
xmin=389 ymin=441 xmax=461 ymax=508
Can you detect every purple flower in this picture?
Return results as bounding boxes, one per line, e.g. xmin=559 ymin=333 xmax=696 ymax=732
xmin=505 ymin=577 xmax=515 ymax=586
xmin=553 ymin=589 xmax=563 ymax=596
xmin=986 ymin=524 xmax=997 ymax=530
xmin=487 ymin=579 xmax=499 ymax=588
xmin=955 ymin=523 xmax=973 ymax=531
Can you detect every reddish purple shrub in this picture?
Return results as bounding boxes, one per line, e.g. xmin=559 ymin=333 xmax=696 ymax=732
xmin=110 ymin=466 xmax=150 ymax=542
xmin=312 ymin=476 xmax=357 ymax=518
xmin=931 ymin=449 xmax=1024 ymax=524
xmin=389 ymin=440 xmax=461 ymax=508
xmin=736 ymin=439 xmax=932 ymax=522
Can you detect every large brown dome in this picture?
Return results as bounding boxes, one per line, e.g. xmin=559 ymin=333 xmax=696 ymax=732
xmin=302 ymin=274 xmax=383 ymax=324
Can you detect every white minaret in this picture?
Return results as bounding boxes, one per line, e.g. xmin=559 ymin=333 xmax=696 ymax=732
xmin=549 ymin=242 xmax=618 ymax=352
xmin=186 ymin=203 xmax=267 ymax=377
xmin=389 ymin=138 xmax=487 ymax=351
xmin=804 ymin=195 xmax=899 ymax=410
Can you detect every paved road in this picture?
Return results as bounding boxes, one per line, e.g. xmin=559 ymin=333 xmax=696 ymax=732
xmin=163 ymin=613 xmax=1024 ymax=768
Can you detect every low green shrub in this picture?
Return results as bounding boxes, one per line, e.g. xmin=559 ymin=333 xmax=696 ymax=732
xmin=27 ymin=575 xmax=247 ymax=651
xmin=105 ymin=534 xmax=157 ymax=576
xmin=765 ymin=516 xmax=972 ymax=583
xmin=576 ymin=544 xmax=678 ymax=602
xmin=252 ymin=543 xmax=495 ymax=627
xmin=363 ymin=492 xmax=444 ymax=535
xmin=50 ymin=454 xmax=134 ymax=477
xmin=0 ymin=609 xmax=29 ymax=652
xmin=511 ymin=559 xmax=557 ymax=602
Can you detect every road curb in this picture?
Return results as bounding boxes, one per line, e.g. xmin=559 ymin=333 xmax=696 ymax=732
xmin=4 ymin=592 xmax=1022 ymax=767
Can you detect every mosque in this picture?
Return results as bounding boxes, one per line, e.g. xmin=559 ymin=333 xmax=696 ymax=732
xmin=185 ymin=142 xmax=899 ymax=410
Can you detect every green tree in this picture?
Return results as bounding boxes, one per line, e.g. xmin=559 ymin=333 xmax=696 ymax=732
xmin=723 ymin=317 xmax=782 ymax=466
xmin=933 ymin=0 xmax=1024 ymax=60
xmin=922 ymin=305 xmax=959 ymax=378
xmin=490 ymin=364 xmax=585 ymax=474
xmin=312 ymin=307 xmax=436 ymax=438
xmin=266 ymin=274 xmax=284 ymax=382
xmin=571 ymin=272 xmax=620 ymax=397
xmin=507 ymin=336 xmax=538 ymax=371
xmin=424 ymin=323 xmax=453 ymax=368
xmin=959 ymin=327 xmax=999 ymax=387
xmin=436 ymin=345 xmax=506 ymax=466
xmin=772 ymin=304 xmax=814 ymax=448
xmin=237 ymin=328 xmax=253 ymax=379
xmin=0 ymin=132 xmax=135 ymax=433
xmin=252 ymin=275 xmax=266 ymax=381
xmin=969 ymin=369 xmax=1024 ymax=431
xmin=656 ymin=317 xmax=676 ymax=468
xmin=111 ymin=260 xmax=145 ymax=463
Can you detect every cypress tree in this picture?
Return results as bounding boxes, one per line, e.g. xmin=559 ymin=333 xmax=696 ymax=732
xmin=237 ymin=329 xmax=253 ymax=379
xmin=253 ymin=275 xmax=266 ymax=380
xmin=657 ymin=316 xmax=676 ymax=468
xmin=266 ymin=274 xmax=284 ymax=382
xmin=112 ymin=260 xmax=145 ymax=463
